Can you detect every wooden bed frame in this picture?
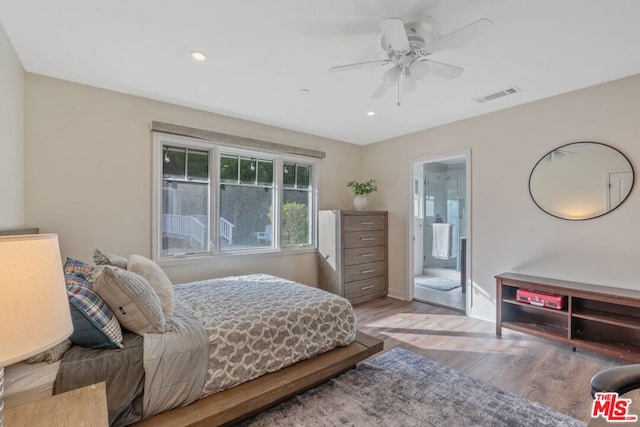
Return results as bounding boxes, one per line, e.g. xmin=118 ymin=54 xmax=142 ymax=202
xmin=134 ymin=331 xmax=383 ymax=426
xmin=1 ymin=229 xmax=382 ymax=425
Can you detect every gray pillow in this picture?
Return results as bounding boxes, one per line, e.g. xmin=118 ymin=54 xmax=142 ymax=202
xmin=127 ymin=254 xmax=175 ymax=317
xmin=93 ymin=248 xmax=128 ymax=269
xmin=90 ymin=266 xmax=166 ymax=334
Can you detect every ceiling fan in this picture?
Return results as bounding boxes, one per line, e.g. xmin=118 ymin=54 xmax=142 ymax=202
xmin=329 ymin=15 xmax=494 ymax=104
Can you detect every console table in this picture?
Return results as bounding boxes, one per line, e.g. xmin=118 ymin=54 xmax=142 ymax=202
xmin=496 ymin=272 xmax=640 ymax=362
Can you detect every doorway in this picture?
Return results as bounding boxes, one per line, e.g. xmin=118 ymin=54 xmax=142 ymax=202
xmin=608 ymin=170 xmax=633 ymax=211
xmin=410 ymin=153 xmax=469 ymax=313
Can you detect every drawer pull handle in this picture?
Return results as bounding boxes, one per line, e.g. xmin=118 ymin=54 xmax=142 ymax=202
xmin=361 ymin=285 xmax=375 ymax=290
xmin=360 ymin=269 xmax=375 ymax=274
xmin=360 ymin=221 xmax=374 ymax=225
xmin=360 ymin=253 xmax=374 ymax=257
xmin=360 ymin=237 xmax=374 ymax=241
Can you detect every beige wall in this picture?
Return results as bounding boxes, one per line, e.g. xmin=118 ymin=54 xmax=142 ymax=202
xmin=23 ymin=69 xmax=640 ymax=320
xmin=24 ymin=74 xmax=362 ymax=285
xmin=362 ymin=74 xmax=640 ymax=321
xmin=0 ymin=22 xmax=24 ymax=229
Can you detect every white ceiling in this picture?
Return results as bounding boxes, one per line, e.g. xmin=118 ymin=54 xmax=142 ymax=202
xmin=2 ymin=0 xmax=640 ymax=145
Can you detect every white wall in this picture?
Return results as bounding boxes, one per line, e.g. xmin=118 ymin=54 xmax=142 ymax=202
xmin=24 ymin=74 xmax=362 ymax=286
xmin=362 ymin=74 xmax=640 ymax=321
xmin=0 ymin=22 xmax=24 ymax=229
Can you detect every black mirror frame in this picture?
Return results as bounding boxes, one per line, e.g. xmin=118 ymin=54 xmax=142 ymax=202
xmin=528 ymin=141 xmax=635 ymax=221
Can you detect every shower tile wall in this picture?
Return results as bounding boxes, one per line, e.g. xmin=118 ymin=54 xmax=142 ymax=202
xmin=423 ymin=163 xmax=466 ymax=271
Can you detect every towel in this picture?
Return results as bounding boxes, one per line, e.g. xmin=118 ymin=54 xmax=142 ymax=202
xmin=432 ymin=223 xmax=453 ymax=259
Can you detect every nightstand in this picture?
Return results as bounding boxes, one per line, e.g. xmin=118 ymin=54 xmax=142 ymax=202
xmin=4 ymin=382 xmax=108 ymax=427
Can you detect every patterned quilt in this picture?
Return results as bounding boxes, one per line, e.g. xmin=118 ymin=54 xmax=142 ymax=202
xmin=173 ymin=273 xmax=357 ymax=397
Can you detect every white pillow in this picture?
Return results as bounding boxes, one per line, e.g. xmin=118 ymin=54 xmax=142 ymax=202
xmin=127 ymin=254 xmax=175 ymax=317
xmin=91 ymin=266 xmax=166 ymax=334
xmin=92 ymin=248 xmax=127 ymax=269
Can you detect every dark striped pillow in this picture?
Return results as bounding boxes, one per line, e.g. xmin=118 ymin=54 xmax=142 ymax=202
xmin=65 ymin=273 xmax=124 ymax=349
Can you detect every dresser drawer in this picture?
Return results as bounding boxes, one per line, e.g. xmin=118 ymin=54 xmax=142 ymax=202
xmin=344 ymin=261 xmax=386 ymax=282
xmin=345 ymin=276 xmax=387 ymax=300
xmin=343 ymin=215 xmax=386 ymax=232
xmin=344 ymin=246 xmax=385 ymax=266
xmin=343 ymin=231 xmax=386 ymax=249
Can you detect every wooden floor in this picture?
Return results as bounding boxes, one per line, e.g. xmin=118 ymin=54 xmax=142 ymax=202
xmin=353 ymin=297 xmax=639 ymax=423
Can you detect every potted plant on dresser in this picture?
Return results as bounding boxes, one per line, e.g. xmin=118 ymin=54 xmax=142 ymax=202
xmin=347 ymin=179 xmax=377 ymax=210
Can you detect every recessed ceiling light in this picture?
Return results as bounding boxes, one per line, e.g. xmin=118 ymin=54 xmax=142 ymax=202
xmin=366 ymin=111 xmax=375 ymax=116
xmin=190 ymin=51 xmax=207 ymax=61
xmin=300 ymin=88 xmax=310 ymax=94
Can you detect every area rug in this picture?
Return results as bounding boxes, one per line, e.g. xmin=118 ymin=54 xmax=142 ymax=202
xmin=415 ymin=276 xmax=461 ymax=291
xmin=241 ymin=348 xmax=584 ymax=427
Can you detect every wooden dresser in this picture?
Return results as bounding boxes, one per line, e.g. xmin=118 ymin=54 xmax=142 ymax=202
xmin=318 ymin=210 xmax=388 ymax=304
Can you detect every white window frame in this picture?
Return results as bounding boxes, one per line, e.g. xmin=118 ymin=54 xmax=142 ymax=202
xmin=152 ymin=132 xmax=318 ymax=263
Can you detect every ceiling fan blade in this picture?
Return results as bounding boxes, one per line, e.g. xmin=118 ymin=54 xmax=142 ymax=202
xmin=403 ymin=73 xmax=417 ymax=92
xmin=382 ymin=65 xmax=403 ymax=84
xmin=329 ymin=59 xmax=391 ymax=73
xmin=372 ymin=65 xmax=402 ymax=98
xmin=426 ymin=60 xmax=464 ymax=79
xmin=424 ymin=18 xmax=494 ymax=53
xmin=379 ymin=18 xmax=410 ymax=52
xmin=410 ymin=60 xmax=430 ymax=80
xmin=371 ymin=81 xmax=392 ymax=98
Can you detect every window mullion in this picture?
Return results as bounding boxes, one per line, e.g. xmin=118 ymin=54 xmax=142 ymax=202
xmin=274 ymin=157 xmax=283 ymax=250
xmin=311 ymin=163 xmax=318 ymax=247
xmin=184 ymin=148 xmax=189 ymax=180
xmin=152 ymin=134 xmax=162 ymax=260
xmin=211 ymin=147 xmax=220 ymax=255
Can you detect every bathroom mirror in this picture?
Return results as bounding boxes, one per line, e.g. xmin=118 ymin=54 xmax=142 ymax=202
xmin=529 ymin=142 xmax=634 ymax=220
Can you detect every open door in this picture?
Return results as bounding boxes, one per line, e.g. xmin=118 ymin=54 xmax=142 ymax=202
xmin=409 ymin=152 xmax=470 ymax=313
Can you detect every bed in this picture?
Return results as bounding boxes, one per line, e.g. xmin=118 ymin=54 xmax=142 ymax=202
xmin=4 ymin=255 xmax=382 ymax=426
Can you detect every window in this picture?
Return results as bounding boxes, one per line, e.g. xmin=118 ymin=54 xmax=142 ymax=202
xmin=219 ymin=154 xmax=274 ymax=251
xmin=152 ymin=133 xmax=317 ymax=260
xmin=161 ymin=146 xmax=210 ymax=256
xmin=282 ymin=163 xmax=312 ymax=246
xmin=425 ymin=195 xmax=435 ymax=217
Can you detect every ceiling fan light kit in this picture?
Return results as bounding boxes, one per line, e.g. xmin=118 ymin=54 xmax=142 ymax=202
xmin=330 ymin=14 xmax=494 ymax=104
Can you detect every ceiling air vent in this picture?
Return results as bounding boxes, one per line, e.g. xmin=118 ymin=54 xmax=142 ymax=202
xmin=473 ymin=86 xmax=521 ymax=103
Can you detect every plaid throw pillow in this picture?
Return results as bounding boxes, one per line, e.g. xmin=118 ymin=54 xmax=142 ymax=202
xmin=63 ymin=257 xmax=93 ymax=276
xmin=65 ymin=273 xmax=124 ymax=349
xmin=65 ymin=271 xmax=94 ymax=289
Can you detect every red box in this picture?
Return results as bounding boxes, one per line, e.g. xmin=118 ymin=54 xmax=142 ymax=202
xmin=516 ymin=289 xmax=565 ymax=310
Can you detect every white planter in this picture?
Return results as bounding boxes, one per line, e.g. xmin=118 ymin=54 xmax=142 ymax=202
xmin=353 ymin=195 xmax=368 ymax=211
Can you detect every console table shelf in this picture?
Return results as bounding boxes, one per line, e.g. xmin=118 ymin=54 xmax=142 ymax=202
xmin=572 ymin=309 xmax=640 ymax=330
xmin=496 ymin=272 xmax=640 ymax=362
xmin=502 ymin=297 xmax=568 ymax=313
xmin=501 ymin=321 xmax=568 ymax=342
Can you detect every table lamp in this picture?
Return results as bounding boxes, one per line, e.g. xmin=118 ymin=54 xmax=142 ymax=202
xmin=0 ymin=234 xmax=73 ymax=427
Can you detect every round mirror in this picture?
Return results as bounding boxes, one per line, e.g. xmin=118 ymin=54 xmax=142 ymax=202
xmin=529 ymin=142 xmax=634 ymax=220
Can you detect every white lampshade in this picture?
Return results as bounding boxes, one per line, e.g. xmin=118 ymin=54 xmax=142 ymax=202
xmin=0 ymin=234 xmax=73 ymax=366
